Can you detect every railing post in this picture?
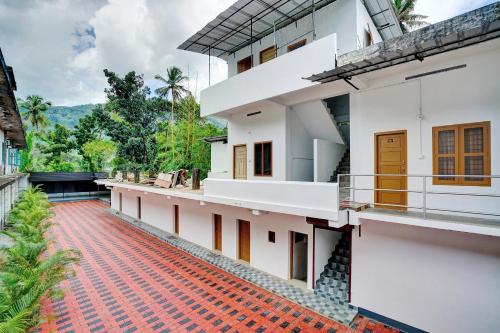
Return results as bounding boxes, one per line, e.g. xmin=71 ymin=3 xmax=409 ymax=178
xmin=422 ymin=176 xmax=427 ymax=219
xmin=352 ymin=175 xmax=356 ymax=202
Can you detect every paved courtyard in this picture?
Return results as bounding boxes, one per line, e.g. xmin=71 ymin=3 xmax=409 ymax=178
xmin=37 ymin=200 xmax=399 ymax=333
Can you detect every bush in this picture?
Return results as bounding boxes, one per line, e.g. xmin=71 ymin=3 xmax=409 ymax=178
xmin=0 ymin=186 xmax=81 ymax=332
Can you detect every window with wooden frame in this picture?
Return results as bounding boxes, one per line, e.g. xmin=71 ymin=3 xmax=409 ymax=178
xmin=237 ymin=56 xmax=252 ymax=74
xmin=287 ymin=39 xmax=306 ymax=52
xmin=254 ymin=141 xmax=272 ymax=176
xmin=433 ymin=121 xmax=491 ymax=186
xmin=260 ymin=46 xmax=276 ymax=64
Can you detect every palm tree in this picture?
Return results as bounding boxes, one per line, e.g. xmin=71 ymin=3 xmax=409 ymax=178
xmin=19 ymin=95 xmax=52 ymax=131
xmin=392 ymin=0 xmax=429 ymax=33
xmin=154 ymin=67 xmax=188 ymax=158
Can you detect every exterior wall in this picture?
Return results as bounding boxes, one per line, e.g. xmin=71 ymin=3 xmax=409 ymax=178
xmin=355 ymin=0 xmax=383 ymax=48
xmin=210 ymin=141 xmax=229 ymax=174
xmin=350 ymin=41 xmax=500 ymax=217
xmin=112 ymin=187 xmax=315 ymax=289
xmin=286 ymin=110 xmax=313 ymax=181
xmin=351 ymin=220 xmax=500 ymax=333
xmin=314 ymin=139 xmax=345 ymax=182
xmin=227 ymin=103 xmax=287 ymax=180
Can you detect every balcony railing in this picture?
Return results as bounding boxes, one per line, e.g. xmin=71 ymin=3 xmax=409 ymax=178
xmin=338 ymin=174 xmax=500 ymax=220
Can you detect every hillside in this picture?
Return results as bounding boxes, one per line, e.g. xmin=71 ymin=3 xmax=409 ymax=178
xmin=45 ymin=104 xmax=96 ymax=129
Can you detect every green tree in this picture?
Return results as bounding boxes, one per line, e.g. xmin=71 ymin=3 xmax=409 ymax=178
xmin=154 ymin=67 xmax=188 ymax=158
xmin=40 ymin=124 xmax=76 ymax=171
xmin=18 ymin=95 xmax=52 ymax=131
xmin=98 ymin=70 xmax=162 ymax=180
xmin=73 ymin=107 xmax=106 ymax=171
xmin=19 ymin=131 xmax=35 ymax=173
xmin=392 ymin=0 xmax=429 ymax=33
xmin=82 ymin=140 xmax=116 ymax=172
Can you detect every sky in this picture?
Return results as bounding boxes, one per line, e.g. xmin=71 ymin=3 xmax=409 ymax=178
xmin=0 ymin=0 xmax=496 ymax=106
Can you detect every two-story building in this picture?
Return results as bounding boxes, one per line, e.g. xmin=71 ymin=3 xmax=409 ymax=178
xmin=99 ymin=1 xmax=500 ymax=332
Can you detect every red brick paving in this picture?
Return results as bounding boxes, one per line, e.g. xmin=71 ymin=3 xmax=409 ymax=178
xmin=36 ymin=200 xmax=399 ymax=333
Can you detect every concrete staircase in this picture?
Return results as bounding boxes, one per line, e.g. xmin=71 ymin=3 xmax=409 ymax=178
xmin=330 ymin=149 xmax=350 ymax=201
xmin=314 ymin=232 xmax=353 ymax=307
xmin=325 ymin=95 xmax=350 ymax=145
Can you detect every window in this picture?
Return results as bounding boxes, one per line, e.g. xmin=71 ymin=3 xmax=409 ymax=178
xmin=287 ymin=39 xmax=306 ymax=52
xmin=237 ymin=56 xmax=252 ymax=73
xmin=254 ymin=142 xmax=272 ymax=176
xmin=260 ymin=46 xmax=276 ymax=64
xmin=433 ymin=122 xmax=490 ymax=186
xmin=268 ymin=231 xmax=276 ymax=243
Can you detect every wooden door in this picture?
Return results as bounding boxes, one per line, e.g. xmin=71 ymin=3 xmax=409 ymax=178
xmin=375 ymin=131 xmax=407 ymax=210
xmin=238 ymin=220 xmax=250 ymax=262
xmin=214 ymin=214 xmax=222 ymax=251
xmin=233 ymin=145 xmax=247 ymax=180
xmin=174 ymin=205 xmax=179 ymax=234
xmin=237 ymin=56 xmax=252 ymax=73
xmin=260 ymin=46 xmax=276 ymax=64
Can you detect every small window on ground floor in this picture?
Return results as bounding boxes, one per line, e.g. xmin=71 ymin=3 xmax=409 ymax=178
xmin=254 ymin=141 xmax=272 ymax=176
xmin=433 ymin=121 xmax=490 ymax=186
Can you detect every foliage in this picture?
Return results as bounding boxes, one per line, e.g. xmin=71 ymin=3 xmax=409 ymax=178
xmin=82 ymin=140 xmax=116 ymax=172
xmin=19 ymin=132 xmax=34 ymax=173
xmin=18 ymin=95 xmax=52 ymax=132
xmin=0 ymin=187 xmax=81 ymax=332
xmin=73 ymin=108 xmax=106 ymax=171
xmin=96 ymin=70 xmax=164 ymax=177
xmin=155 ymin=67 xmax=189 ymax=158
xmin=45 ymin=104 xmax=96 ymax=130
xmin=38 ymin=124 xmax=76 ymax=172
xmin=392 ymin=0 xmax=429 ymax=33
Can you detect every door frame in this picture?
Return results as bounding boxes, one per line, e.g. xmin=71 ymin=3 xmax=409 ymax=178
xmin=233 ymin=144 xmax=247 ymax=179
xmin=289 ymin=231 xmax=308 ymax=282
xmin=374 ymin=130 xmax=408 ymax=209
xmin=173 ymin=204 xmax=179 ymax=234
xmin=237 ymin=219 xmax=250 ymax=262
xmin=213 ymin=214 xmax=222 ymax=251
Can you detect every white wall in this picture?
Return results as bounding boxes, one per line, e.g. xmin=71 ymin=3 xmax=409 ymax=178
xmin=112 ymin=187 xmax=316 ymax=289
xmin=228 ymin=103 xmax=287 ymax=180
xmin=352 ymin=220 xmax=500 ymax=333
xmin=350 ymin=41 xmax=500 ymax=217
xmin=286 ymin=110 xmax=313 ymax=181
xmin=226 ymin=0 xmax=357 ymax=77
xmin=210 ymin=141 xmax=229 ymax=174
xmin=355 ymin=0 xmax=383 ymax=48
xmin=314 ymin=139 xmax=346 ymax=182
xmin=314 ymin=228 xmax=342 ymax=283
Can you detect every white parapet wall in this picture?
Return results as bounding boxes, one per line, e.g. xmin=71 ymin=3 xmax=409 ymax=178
xmin=203 ymin=178 xmax=340 ymax=220
xmin=200 ymin=33 xmax=337 ymax=117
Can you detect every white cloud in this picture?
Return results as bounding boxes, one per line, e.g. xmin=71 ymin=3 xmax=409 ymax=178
xmin=0 ymin=0 xmax=495 ymax=106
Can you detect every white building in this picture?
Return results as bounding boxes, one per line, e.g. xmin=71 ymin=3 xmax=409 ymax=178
xmin=99 ymin=2 xmax=500 ymax=332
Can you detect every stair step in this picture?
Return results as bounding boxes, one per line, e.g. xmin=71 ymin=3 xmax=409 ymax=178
xmin=316 ymin=276 xmax=349 ymax=290
xmin=314 ymin=289 xmax=350 ymax=306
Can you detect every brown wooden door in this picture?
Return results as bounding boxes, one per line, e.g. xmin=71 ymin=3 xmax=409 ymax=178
xmin=237 ymin=56 xmax=252 ymax=73
xmin=260 ymin=46 xmax=276 ymax=64
xmin=375 ymin=131 xmax=407 ymax=210
xmin=238 ymin=220 xmax=250 ymax=262
xmin=174 ymin=205 xmax=179 ymax=234
xmin=233 ymin=145 xmax=247 ymax=180
xmin=214 ymin=214 xmax=222 ymax=251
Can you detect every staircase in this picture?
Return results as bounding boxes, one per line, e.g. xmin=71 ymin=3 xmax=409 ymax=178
xmin=325 ymin=95 xmax=350 ymax=145
xmin=330 ymin=149 xmax=350 ymax=201
xmin=314 ymin=232 xmax=352 ymax=307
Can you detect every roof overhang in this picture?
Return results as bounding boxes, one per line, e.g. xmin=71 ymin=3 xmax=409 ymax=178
xmin=306 ymin=2 xmax=500 ymax=84
xmin=178 ymin=0 xmax=401 ymax=58
xmin=0 ymin=48 xmax=26 ymax=148
xmin=203 ymin=135 xmax=228 ymax=144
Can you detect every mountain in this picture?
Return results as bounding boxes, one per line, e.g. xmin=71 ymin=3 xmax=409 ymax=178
xmin=45 ymin=104 xmax=97 ymax=129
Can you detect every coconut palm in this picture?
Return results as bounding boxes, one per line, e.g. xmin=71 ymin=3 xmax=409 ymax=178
xmin=19 ymin=95 xmax=52 ymax=131
xmin=392 ymin=0 xmax=429 ymax=33
xmin=154 ymin=67 xmax=188 ymax=158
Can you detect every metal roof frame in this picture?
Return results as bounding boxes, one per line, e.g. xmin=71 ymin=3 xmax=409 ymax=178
xmin=178 ymin=0 xmax=401 ymax=58
xmin=306 ymin=2 xmax=500 ymax=84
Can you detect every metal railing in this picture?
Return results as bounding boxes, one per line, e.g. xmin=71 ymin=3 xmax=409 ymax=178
xmin=338 ymin=174 xmax=500 ymax=219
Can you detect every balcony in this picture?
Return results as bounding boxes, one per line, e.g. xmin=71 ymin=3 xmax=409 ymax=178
xmin=203 ymin=178 xmax=340 ymax=221
xmin=200 ymin=34 xmax=337 ymax=117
